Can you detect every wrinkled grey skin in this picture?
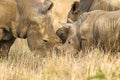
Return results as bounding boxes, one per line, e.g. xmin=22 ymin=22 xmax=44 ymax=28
xmin=0 ymin=0 xmax=61 ymax=58
xmin=79 ymin=10 xmax=120 ymax=51
xmin=57 ymin=10 xmax=120 ymax=53
xmin=67 ymin=0 xmax=120 ymax=22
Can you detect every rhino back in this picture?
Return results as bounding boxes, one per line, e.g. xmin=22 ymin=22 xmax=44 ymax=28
xmin=0 ymin=0 xmax=17 ymax=40
xmin=90 ymin=0 xmax=120 ymax=11
xmin=0 ymin=0 xmax=17 ymax=27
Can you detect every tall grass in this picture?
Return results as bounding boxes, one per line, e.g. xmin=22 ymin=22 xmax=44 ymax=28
xmin=1 ymin=48 xmax=120 ymax=80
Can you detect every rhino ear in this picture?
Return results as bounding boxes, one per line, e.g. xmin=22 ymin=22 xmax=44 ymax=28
xmin=39 ymin=0 xmax=53 ymax=14
xmin=71 ymin=1 xmax=80 ymax=14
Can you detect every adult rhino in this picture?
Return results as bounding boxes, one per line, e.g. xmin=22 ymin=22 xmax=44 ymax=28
xmin=0 ymin=0 xmax=61 ymax=57
xmin=56 ymin=10 xmax=120 ymax=53
xmin=67 ymin=0 xmax=120 ymax=22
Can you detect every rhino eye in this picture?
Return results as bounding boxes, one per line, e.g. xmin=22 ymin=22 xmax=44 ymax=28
xmin=68 ymin=40 xmax=72 ymax=44
xmin=68 ymin=41 xmax=71 ymax=44
xmin=43 ymin=39 xmax=49 ymax=43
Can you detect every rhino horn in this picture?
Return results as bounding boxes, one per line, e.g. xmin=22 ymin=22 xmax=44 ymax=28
xmin=67 ymin=18 xmax=74 ymax=23
xmin=71 ymin=1 xmax=80 ymax=14
xmin=59 ymin=22 xmax=74 ymax=29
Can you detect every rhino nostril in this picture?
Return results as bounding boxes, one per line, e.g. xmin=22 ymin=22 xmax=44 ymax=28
xmin=68 ymin=41 xmax=71 ymax=44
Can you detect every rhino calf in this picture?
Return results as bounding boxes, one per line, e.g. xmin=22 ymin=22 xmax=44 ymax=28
xmin=56 ymin=10 xmax=120 ymax=53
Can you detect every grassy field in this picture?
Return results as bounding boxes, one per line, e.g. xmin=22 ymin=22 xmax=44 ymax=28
xmin=1 ymin=0 xmax=120 ymax=80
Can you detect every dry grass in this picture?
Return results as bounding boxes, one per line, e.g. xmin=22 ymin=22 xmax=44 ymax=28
xmin=1 ymin=0 xmax=120 ymax=80
xmin=1 ymin=48 xmax=120 ymax=80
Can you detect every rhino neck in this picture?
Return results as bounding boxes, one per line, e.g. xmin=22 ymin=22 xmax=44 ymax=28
xmin=11 ymin=20 xmax=29 ymax=39
xmin=14 ymin=0 xmax=32 ymax=38
xmin=10 ymin=10 xmax=29 ymax=39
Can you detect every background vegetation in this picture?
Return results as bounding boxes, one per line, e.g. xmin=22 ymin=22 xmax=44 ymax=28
xmin=0 ymin=0 xmax=120 ymax=80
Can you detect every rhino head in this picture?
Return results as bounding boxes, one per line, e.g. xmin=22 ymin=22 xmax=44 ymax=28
xmin=20 ymin=0 xmax=61 ymax=55
xmin=55 ymin=22 xmax=81 ymax=55
xmin=0 ymin=0 xmax=62 ymax=58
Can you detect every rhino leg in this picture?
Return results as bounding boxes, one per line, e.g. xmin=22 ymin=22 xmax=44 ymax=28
xmin=0 ymin=37 xmax=15 ymax=58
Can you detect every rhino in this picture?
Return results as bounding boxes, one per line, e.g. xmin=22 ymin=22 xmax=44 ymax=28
xmin=67 ymin=0 xmax=120 ymax=22
xmin=0 ymin=0 xmax=61 ymax=58
xmin=56 ymin=11 xmax=90 ymax=44
xmin=55 ymin=22 xmax=81 ymax=55
xmin=57 ymin=0 xmax=120 ymax=44
xmin=56 ymin=10 xmax=120 ymax=53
